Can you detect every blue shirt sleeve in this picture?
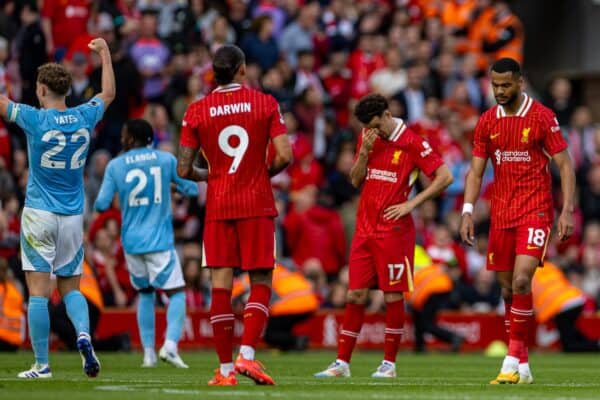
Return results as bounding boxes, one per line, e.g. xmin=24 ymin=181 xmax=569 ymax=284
xmin=7 ymin=102 xmax=40 ymax=135
xmin=77 ymin=96 xmax=105 ymax=127
xmin=170 ymin=156 xmax=199 ymax=197
xmin=95 ymin=162 xmax=117 ymax=211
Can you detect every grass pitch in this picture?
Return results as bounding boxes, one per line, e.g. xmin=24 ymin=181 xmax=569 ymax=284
xmin=0 ymin=351 xmax=598 ymax=400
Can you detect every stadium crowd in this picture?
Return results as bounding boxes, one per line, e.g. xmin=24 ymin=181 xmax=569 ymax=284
xmin=0 ymin=0 xmax=599 ymax=325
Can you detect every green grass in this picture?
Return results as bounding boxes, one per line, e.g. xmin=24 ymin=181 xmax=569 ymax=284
xmin=0 ymin=351 xmax=599 ymax=400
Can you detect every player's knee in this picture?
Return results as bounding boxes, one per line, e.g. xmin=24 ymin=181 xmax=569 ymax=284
xmin=346 ymin=289 xmax=368 ymax=304
xmin=512 ymin=275 xmax=531 ymax=294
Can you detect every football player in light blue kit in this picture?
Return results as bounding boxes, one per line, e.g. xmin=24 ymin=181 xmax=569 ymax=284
xmin=95 ymin=119 xmax=198 ymax=368
xmin=0 ymin=38 xmax=115 ymax=379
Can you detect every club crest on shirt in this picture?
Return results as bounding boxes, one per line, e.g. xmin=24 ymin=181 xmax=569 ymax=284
xmin=521 ymin=127 xmax=531 ymax=143
xmin=391 ymin=150 xmax=402 ymax=164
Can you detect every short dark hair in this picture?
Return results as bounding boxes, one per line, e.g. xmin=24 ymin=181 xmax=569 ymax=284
xmin=125 ymin=119 xmax=154 ymax=145
xmin=37 ymin=63 xmax=71 ymax=96
xmin=354 ymin=94 xmax=388 ymax=124
xmin=491 ymin=58 xmax=521 ymax=77
xmin=213 ymin=45 xmax=245 ymax=86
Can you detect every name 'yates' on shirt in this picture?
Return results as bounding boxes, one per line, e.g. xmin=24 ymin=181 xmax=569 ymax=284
xmin=209 ymin=102 xmax=251 ymax=117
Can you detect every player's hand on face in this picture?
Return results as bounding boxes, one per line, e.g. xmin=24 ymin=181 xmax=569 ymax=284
xmin=88 ymin=38 xmax=109 ymax=54
xmin=361 ymin=129 xmax=378 ymax=153
xmin=459 ymin=213 xmax=475 ymax=246
xmin=383 ymin=202 xmax=414 ymax=221
xmin=557 ymin=210 xmax=575 ymax=241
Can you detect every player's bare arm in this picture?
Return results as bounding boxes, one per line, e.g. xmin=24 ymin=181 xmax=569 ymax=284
xmin=460 ymin=155 xmax=487 ymax=246
xmin=177 ymin=145 xmax=209 ymax=182
xmin=383 ymin=164 xmax=453 ymax=221
xmin=0 ymin=94 xmax=9 ymax=120
xmin=88 ymin=38 xmax=116 ymax=108
xmin=269 ymin=134 xmax=293 ymax=177
xmin=350 ymin=129 xmax=377 ymax=188
xmin=552 ymin=149 xmax=576 ymax=241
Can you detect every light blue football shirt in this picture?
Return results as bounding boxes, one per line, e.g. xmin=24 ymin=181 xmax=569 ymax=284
xmin=94 ymin=147 xmax=199 ymax=254
xmin=7 ymin=98 xmax=105 ymax=215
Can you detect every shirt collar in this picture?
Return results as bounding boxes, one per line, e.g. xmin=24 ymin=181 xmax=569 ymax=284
xmin=496 ymin=93 xmax=533 ymax=118
xmin=212 ymin=83 xmax=243 ymax=93
xmin=387 ymin=118 xmax=407 ymax=142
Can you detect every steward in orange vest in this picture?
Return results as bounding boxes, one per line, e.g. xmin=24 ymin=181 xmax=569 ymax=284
xmin=481 ymin=2 xmax=524 ymax=65
xmin=0 ymin=259 xmax=24 ymax=350
xmin=406 ymin=246 xmax=463 ymax=353
xmin=233 ymin=264 xmax=319 ymax=350
xmin=532 ymin=262 xmax=599 ymax=352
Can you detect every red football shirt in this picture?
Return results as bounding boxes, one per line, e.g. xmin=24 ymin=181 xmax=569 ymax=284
xmin=180 ymin=83 xmax=287 ymax=221
xmin=472 ymin=93 xmax=567 ymax=229
xmin=42 ymin=0 xmax=90 ymax=49
xmin=355 ymin=119 xmax=444 ymax=238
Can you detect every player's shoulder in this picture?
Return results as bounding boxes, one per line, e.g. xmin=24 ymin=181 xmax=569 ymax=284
xmin=478 ymin=106 xmax=499 ymax=123
xmin=527 ymin=98 xmax=555 ymax=121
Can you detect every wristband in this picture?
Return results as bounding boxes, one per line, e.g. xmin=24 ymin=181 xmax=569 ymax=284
xmin=462 ymin=203 xmax=474 ymax=215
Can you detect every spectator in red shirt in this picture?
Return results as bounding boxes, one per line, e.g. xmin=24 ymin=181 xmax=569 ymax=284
xmin=288 ymin=134 xmax=324 ymax=192
xmin=284 ymin=185 xmax=346 ymax=278
xmin=347 ymin=33 xmax=385 ymax=100
xmin=320 ymin=50 xmax=352 ymax=127
xmin=41 ymin=0 xmax=91 ymax=61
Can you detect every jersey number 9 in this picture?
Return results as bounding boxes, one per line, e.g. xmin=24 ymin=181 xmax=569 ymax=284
xmin=218 ymin=125 xmax=249 ymax=174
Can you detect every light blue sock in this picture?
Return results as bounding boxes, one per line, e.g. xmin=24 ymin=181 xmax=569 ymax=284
xmin=166 ymin=291 xmax=186 ymax=343
xmin=63 ymin=290 xmax=90 ymax=335
xmin=137 ymin=292 xmax=156 ymax=350
xmin=28 ymin=296 xmax=49 ymax=365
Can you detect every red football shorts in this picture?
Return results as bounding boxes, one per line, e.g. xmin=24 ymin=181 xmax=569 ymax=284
xmin=486 ymin=222 xmax=551 ymax=271
xmin=348 ymin=232 xmax=415 ymax=292
xmin=203 ymin=217 xmax=275 ymax=270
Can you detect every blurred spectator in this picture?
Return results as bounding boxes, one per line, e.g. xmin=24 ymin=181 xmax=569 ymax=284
xmin=66 ymin=52 xmax=94 ymax=107
xmin=130 ymin=9 xmax=170 ymax=101
xmin=252 ymin=1 xmax=287 ymax=38
xmin=581 ymin=165 xmax=600 ymax=223
xmin=369 ymin=47 xmax=407 ymax=98
xmin=0 ymin=36 xmax=8 ymax=97
xmin=284 ymin=186 xmax=346 ymax=278
xmin=319 ymin=50 xmax=351 ymax=127
xmin=0 ymin=257 xmax=24 ymax=351
xmin=279 ymin=1 xmax=320 ymax=68
xmin=321 ymin=0 xmax=356 ymax=52
xmin=241 ymin=15 xmax=279 ymax=72
xmin=41 ymin=0 xmax=91 ymax=61
xmin=0 ymin=1 xmax=17 ymax=41
xmin=90 ymin=32 xmax=143 ymax=156
xmin=288 ymin=135 xmax=324 ymax=192
xmin=85 ymin=150 xmax=111 ymax=217
xmin=393 ymin=61 xmax=427 ymax=123
xmin=294 ymin=50 xmax=325 ymax=97
xmin=14 ymin=1 xmax=45 ymax=106
xmin=182 ymin=257 xmax=206 ymax=311
xmin=460 ymin=268 xmax=501 ymax=312
xmin=0 ymin=194 xmax=19 ymax=261
xmin=544 ymin=77 xmax=576 ymax=127
xmin=348 ymin=33 xmax=385 ymax=101
xmin=205 ymin=14 xmax=236 ymax=53
xmin=426 ymin=224 xmax=468 ymax=282
xmin=326 ymin=143 xmax=359 ymax=207
xmin=567 ymin=107 xmax=596 ymax=170
xmin=580 ymin=222 xmax=600 ymax=305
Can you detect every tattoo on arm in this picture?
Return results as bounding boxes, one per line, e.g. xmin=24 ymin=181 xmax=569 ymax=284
xmin=177 ymin=146 xmax=208 ymax=182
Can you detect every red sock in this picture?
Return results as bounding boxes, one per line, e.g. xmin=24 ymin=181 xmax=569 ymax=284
xmin=210 ymin=288 xmax=234 ymax=364
xmin=504 ymin=301 xmax=511 ymax=338
xmin=383 ymin=299 xmax=405 ymax=363
xmin=508 ymin=293 xmax=533 ymax=358
xmin=241 ymin=284 xmax=271 ymax=348
xmin=337 ymin=303 xmax=365 ymax=363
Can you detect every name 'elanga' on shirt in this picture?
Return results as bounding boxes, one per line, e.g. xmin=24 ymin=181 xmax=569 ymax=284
xmin=209 ymin=102 xmax=251 ymax=117
xmin=125 ymin=152 xmax=157 ymax=164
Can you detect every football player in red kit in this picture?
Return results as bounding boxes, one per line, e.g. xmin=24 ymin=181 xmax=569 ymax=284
xmin=177 ymin=45 xmax=292 ymax=386
xmin=315 ymin=94 xmax=453 ymax=378
xmin=460 ymin=58 xmax=575 ymax=384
